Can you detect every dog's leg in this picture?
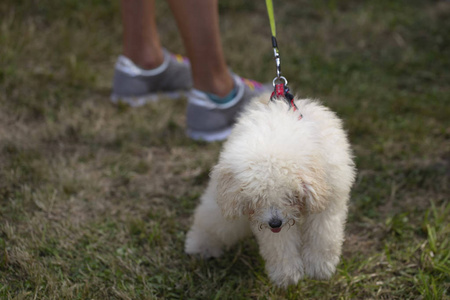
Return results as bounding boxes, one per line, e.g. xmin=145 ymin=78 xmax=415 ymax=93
xmin=252 ymin=225 xmax=304 ymax=287
xmin=300 ymin=203 xmax=347 ymax=279
xmin=185 ymin=184 xmax=251 ymax=258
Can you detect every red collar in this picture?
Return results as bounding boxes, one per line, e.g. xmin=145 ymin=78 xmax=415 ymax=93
xmin=270 ymin=83 xmax=302 ymax=120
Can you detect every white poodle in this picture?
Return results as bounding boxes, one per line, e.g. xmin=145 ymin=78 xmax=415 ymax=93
xmin=185 ymin=93 xmax=356 ymax=287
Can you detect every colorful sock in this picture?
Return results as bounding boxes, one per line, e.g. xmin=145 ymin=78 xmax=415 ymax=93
xmin=206 ymin=86 xmax=238 ymax=105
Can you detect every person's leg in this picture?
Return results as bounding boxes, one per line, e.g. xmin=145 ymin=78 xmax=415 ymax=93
xmin=112 ymin=0 xmax=192 ymax=106
xmin=121 ymin=0 xmax=164 ymax=69
xmin=166 ymin=0 xmax=270 ymax=141
xmin=167 ymin=0 xmax=234 ymax=97
xmin=114 ymin=0 xmax=269 ymax=140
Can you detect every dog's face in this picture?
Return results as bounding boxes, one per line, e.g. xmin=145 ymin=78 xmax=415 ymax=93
xmin=213 ymin=157 xmax=330 ymax=233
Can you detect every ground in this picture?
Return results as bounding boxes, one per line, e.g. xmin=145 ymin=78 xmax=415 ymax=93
xmin=0 ymin=0 xmax=449 ymax=299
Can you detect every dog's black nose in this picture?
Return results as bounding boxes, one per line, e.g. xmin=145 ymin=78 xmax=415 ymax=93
xmin=268 ymin=218 xmax=282 ymax=228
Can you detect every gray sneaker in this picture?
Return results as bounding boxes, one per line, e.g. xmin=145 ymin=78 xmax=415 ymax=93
xmin=186 ymin=73 xmax=271 ymax=142
xmin=111 ymin=49 xmax=192 ymax=107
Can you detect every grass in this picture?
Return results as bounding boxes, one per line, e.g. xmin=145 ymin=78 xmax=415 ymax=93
xmin=0 ymin=0 xmax=449 ymax=298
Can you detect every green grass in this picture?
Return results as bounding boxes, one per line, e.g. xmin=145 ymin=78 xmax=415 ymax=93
xmin=0 ymin=0 xmax=449 ymax=299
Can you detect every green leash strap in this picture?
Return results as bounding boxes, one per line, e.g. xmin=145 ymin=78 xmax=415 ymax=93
xmin=265 ymin=0 xmax=277 ymax=37
xmin=265 ymin=0 xmax=297 ymax=110
xmin=265 ymin=0 xmax=283 ymax=82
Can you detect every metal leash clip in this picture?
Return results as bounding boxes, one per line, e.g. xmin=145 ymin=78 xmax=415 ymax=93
xmin=269 ymin=37 xmax=298 ymax=111
xmin=271 ymin=76 xmax=298 ymax=112
xmin=266 ymin=0 xmax=300 ymax=114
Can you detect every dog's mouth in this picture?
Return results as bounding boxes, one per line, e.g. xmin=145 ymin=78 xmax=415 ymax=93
xmin=259 ymin=219 xmax=295 ymax=233
xmin=270 ymin=227 xmax=282 ymax=233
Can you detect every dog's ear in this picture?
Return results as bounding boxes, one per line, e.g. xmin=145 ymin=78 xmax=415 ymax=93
xmin=296 ymin=172 xmax=330 ymax=213
xmin=213 ymin=165 xmax=244 ymax=219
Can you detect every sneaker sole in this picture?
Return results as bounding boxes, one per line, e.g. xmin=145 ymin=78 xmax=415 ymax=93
xmin=186 ymin=126 xmax=232 ymax=142
xmin=111 ymin=91 xmax=184 ymax=107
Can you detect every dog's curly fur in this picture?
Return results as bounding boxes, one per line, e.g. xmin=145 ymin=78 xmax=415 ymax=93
xmin=185 ymin=93 xmax=356 ymax=287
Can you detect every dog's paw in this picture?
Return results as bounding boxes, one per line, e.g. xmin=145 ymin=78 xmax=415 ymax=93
xmin=184 ymin=228 xmax=223 ymax=258
xmin=303 ymin=254 xmax=339 ymax=280
xmin=266 ymin=258 xmax=304 ymax=288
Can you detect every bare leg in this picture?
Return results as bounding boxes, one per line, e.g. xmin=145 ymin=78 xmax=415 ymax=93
xmin=121 ymin=0 xmax=164 ymax=69
xmin=167 ymin=0 xmax=234 ymax=96
xmin=121 ymin=0 xmax=234 ymax=95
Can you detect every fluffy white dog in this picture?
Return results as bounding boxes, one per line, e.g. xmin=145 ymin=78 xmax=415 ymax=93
xmin=185 ymin=93 xmax=356 ymax=287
